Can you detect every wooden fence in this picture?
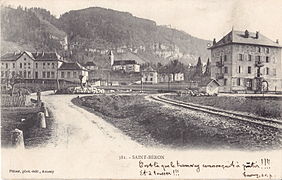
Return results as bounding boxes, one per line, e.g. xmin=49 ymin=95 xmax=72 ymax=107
xmin=1 ymin=95 xmax=27 ymax=107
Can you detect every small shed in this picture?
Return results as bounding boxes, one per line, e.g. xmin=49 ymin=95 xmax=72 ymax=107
xmin=198 ymin=79 xmax=220 ymax=95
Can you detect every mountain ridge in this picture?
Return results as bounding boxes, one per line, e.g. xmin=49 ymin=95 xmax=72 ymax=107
xmin=1 ymin=6 xmax=211 ymax=66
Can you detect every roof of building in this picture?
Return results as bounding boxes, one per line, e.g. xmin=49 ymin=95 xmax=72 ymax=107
xmin=31 ymin=52 xmax=62 ymax=61
xmin=59 ymin=62 xmax=88 ymax=71
xmin=84 ymin=61 xmax=97 ymax=67
xmin=0 ymin=51 xmax=63 ymax=61
xmin=1 ymin=52 xmax=25 ymax=61
xmin=209 ymin=30 xmax=281 ymax=49
xmin=198 ymin=79 xmax=220 ymax=87
xmin=112 ymin=60 xmax=138 ymax=66
xmin=114 ymin=52 xmax=147 ymax=64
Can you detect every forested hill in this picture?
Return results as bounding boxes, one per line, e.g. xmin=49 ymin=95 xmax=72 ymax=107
xmin=1 ymin=6 xmax=211 ymax=65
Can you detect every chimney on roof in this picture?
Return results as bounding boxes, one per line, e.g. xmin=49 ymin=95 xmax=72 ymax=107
xmin=276 ymin=39 xmax=279 ymax=44
xmin=213 ymin=38 xmax=216 ymax=45
xmin=245 ymin=30 xmax=249 ymax=38
xmin=256 ymin=31 xmax=259 ymax=39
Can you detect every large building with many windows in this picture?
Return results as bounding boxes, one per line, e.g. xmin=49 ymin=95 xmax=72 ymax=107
xmin=1 ymin=51 xmax=64 ymax=80
xmin=209 ymin=29 xmax=282 ymax=92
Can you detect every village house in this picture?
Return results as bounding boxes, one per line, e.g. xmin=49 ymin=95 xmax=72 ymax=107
xmin=83 ymin=61 xmax=98 ymax=82
xmin=0 ymin=51 xmax=64 ymax=80
xmin=158 ymin=72 xmax=184 ymax=83
xmin=209 ymin=29 xmax=282 ymax=92
xmin=109 ymin=50 xmax=141 ymax=73
xmin=198 ymin=79 xmax=220 ymax=95
xmin=112 ymin=60 xmax=140 ymax=72
xmin=58 ymin=62 xmax=88 ymax=83
xmin=142 ymin=66 xmax=158 ymax=84
xmin=84 ymin=61 xmax=98 ymax=70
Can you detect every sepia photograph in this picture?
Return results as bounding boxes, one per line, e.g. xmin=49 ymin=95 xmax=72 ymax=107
xmin=1 ymin=0 xmax=282 ymax=179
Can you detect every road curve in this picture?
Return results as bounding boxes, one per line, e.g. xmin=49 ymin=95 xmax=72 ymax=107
xmin=40 ymin=92 xmax=142 ymax=150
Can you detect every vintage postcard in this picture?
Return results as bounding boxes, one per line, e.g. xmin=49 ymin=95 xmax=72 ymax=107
xmin=1 ymin=0 xmax=282 ymax=179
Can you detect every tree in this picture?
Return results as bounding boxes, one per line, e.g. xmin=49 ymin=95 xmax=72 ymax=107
xmin=204 ymin=58 xmax=211 ymax=77
xmin=194 ymin=57 xmax=203 ymax=78
xmin=2 ymin=70 xmax=24 ymax=96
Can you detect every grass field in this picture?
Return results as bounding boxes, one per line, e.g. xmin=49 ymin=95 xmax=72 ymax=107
xmin=1 ymin=107 xmax=56 ymax=148
xmin=166 ymin=95 xmax=282 ymax=119
xmin=72 ymin=95 xmax=282 ymax=150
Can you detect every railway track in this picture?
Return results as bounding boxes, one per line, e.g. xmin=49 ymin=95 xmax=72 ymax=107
xmin=150 ymin=95 xmax=282 ymax=130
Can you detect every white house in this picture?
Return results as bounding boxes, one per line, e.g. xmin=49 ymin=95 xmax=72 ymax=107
xmin=142 ymin=66 xmax=158 ymax=84
xmin=58 ymin=62 xmax=88 ymax=83
xmin=112 ymin=60 xmax=140 ymax=72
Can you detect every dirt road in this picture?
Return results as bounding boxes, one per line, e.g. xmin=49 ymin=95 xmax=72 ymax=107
xmin=41 ymin=92 xmax=142 ymax=150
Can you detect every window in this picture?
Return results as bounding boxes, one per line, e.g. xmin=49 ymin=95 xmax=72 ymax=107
xmin=13 ymin=63 xmax=15 ymax=68
xmin=224 ymin=55 xmax=227 ymax=61
xmin=248 ymin=66 xmax=252 ymax=74
xmin=20 ymin=63 xmax=22 ymax=68
xmin=24 ymin=63 xmax=26 ymax=67
xmin=19 ymin=71 xmax=22 ymax=77
xmin=67 ymin=72 xmax=71 ymax=78
xmin=1 ymin=71 xmax=4 ymax=77
xmin=256 ymin=56 xmax=261 ymax=62
xmin=6 ymin=63 xmax=8 ymax=68
xmin=223 ymin=79 xmax=227 ymax=86
xmin=258 ymin=47 xmax=261 ymax=52
xmin=273 ymin=68 xmax=276 ymax=76
xmin=28 ymin=71 xmax=31 ymax=78
xmin=35 ymin=63 xmax=38 ymax=69
xmin=150 ymin=78 xmax=153 ymax=81
xmin=12 ymin=71 xmax=15 ymax=76
xmin=61 ymin=72 xmax=65 ymax=78
xmin=47 ymin=72 xmax=50 ymax=78
xmin=52 ymin=63 xmax=55 ymax=69
xmin=47 ymin=63 xmax=50 ymax=69
xmin=266 ymin=56 xmax=269 ymax=63
xmin=224 ymin=66 xmax=228 ymax=73
xmin=43 ymin=63 xmax=46 ymax=69
xmin=35 ymin=72 xmax=38 ymax=79
xmin=23 ymin=71 xmax=27 ymax=78
xmin=237 ymin=78 xmax=241 ymax=86
xmin=248 ymin=54 xmax=252 ymax=61
xmin=42 ymin=72 xmax=46 ymax=78
xmin=24 ymin=58 xmax=26 ymax=60
xmin=28 ymin=63 xmax=31 ymax=69
xmin=238 ymin=54 xmax=243 ymax=61
xmin=238 ymin=66 xmax=241 ymax=73
xmin=266 ymin=48 xmax=270 ymax=53
xmin=51 ymin=72 xmax=55 ymax=78
xmin=73 ymin=72 xmax=77 ymax=78
xmin=266 ymin=67 xmax=269 ymax=75
xmin=220 ymin=56 xmax=223 ymax=62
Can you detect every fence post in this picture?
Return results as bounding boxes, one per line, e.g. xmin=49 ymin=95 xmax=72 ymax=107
xmin=38 ymin=112 xmax=46 ymax=128
xmin=37 ymin=91 xmax=41 ymax=106
xmin=41 ymin=102 xmax=49 ymax=117
xmin=11 ymin=129 xmax=24 ymax=149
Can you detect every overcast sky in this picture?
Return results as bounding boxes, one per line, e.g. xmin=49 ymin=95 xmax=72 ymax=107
xmin=2 ymin=0 xmax=282 ymax=42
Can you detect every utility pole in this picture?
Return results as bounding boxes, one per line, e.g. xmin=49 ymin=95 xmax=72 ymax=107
xmin=141 ymin=71 xmax=143 ymax=93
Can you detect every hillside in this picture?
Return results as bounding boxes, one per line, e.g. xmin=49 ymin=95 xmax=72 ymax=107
xmin=1 ymin=6 xmax=211 ymax=65
xmin=0 ymin=6 xmax=65 ymax=54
